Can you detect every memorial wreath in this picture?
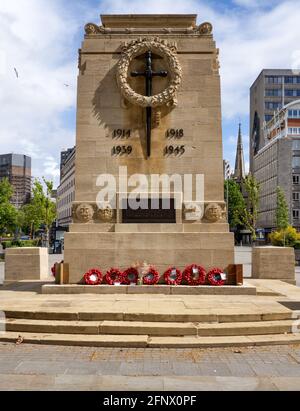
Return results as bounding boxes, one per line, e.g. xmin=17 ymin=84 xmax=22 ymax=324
xmin=207 ymin=268 xmax=226 ymax=286
xmin=122 ymin=267 xmax=139 ymax=285
xmin=183 ymin=264 xmax=206 ymax=286
xmin=143 ymin=266 xmax=160 ymax=285
xmin=51 ymin=260 xmax=64 ymax=277
xmin=164 ymin=267 xmax=182 ymax=285
xmin=84 ymin=268 xmax=103 ymax=285
xmin=105 ymin=267 xmax=124 ymax=285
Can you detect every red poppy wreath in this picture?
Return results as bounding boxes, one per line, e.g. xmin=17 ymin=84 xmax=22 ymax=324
xmin=143 ymin=266 xmax=160 ymax=285
xmin=207 ymin=268 xmax=226 ymax=286
xmin=183 ymin=264 xmax=206 ymax=285
xmin=122 ymin=267 xmax=139 ymax=285
xmin=164 ymin=267 xmax=182 ymax=285
xmin=84 ymin=268 xmax=103 ymax=285
xmin=105 ymin=267 xmax=124 ymax=285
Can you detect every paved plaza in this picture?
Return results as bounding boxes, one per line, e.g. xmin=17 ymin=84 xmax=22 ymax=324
xmin=0 ymin=343 xmax=300 ymax=390
xmin=1 ymin=254 xmax=300 ymax=390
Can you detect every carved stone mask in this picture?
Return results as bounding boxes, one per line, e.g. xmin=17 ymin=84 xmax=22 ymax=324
xmin=205 ymin=203 xmax=222 ymax=222
xmin=76 ymin=203 xmax=94 ymax=222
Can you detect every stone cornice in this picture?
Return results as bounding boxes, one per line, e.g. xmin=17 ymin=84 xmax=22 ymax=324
xmin=84 ymin=22 xmax=213 ymax=37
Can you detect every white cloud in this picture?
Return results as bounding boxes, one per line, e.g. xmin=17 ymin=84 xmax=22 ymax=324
xmin=218 ymin=1 xmax=300 ymax=118
xmin=0 ymin=0 xmax=79 ymax=186
xmin=97 ymin=0 xmax=300 ymax=119
xmin=1 ymin=0 xmax=300 ymax=186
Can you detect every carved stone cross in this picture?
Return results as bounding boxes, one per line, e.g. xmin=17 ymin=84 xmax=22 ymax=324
xmin=131 ymin=51 xmax=168 ymax=158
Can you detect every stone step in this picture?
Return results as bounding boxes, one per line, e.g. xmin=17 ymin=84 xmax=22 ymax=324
xmin=1 ymin=331 xmax=300 ymax=348
xmin=148 ymin=333 xmax=300 ymax=348
xmin=3 ymin=318 xmax=294 ymax=337
xmin=41 ymin=284 xmax=257 ymax=296
xmin=3 ymin=309 xmax=292 ymax=323
xmin=0 ymin=332 xmax=148 ymax=347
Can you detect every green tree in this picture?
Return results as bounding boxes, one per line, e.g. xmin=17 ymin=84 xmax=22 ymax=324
xmin=0 ymin=178 xmax=18 ymax=235
xmin=22 ymin=178 xmax=56 ymax=246
xmin=276 ymin=186 xmax=289 ymax=230
xmin=240 ymin=174 xmax=260 ymax=241
xmin=21 ymin=203 xmax=42 ymax=238
xmin=224 ymin=179 xmax=246 ymax=228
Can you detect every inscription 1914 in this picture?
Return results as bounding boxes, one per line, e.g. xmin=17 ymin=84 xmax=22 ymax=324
xmin=113 ymin=129 xmax=131 ymax=139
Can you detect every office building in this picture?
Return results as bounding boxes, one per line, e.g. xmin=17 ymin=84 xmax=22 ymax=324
xmin=250 ymin=69 xmax=300 ymax=172
xmin=253 ymin=99 xmax=300 ymax=231
xmin=0 ymin=153 xmax=31 ymax=207
xmin=56 ymin=147 xmax=75 ymax=227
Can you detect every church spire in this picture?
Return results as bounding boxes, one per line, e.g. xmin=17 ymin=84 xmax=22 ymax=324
xmin=233 ymin=123 xmax=245 ymax=182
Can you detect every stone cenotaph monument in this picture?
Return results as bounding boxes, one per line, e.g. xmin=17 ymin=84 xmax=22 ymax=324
xmin=64 ymin=14 xmax=235 ymax=283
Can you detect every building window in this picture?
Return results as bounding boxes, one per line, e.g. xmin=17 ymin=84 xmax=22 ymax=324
xmin=265 ymin=89 xmax=282 ymax=97
xmin=293 ymin=157 xmax=300 ymax=168
xmin=285 ymin=89 xmax=300 ymax=97
xmin=288 ymin=109 xmax=300 ymax=118
xmin=265 ymin=114 xmax=273 ymax=122
xmin=293 ymin=192 xmax=300 ymax=201
xmin=293 ymin=209 xmax=300 ymax=219
xmin=265 ymin=76 xmax=283 ymax=84
xmin=293 ymin=140 xmax=300 ymax=150
xmin=285 ymin=76 xmax=300 ymax=84
xmin=265 ymin=101 xmax=282 ymax=110
xmin=293 ymin=175 xmax=300 ymax=185
xmin=288 ymin=127 xmax=300 ymax=135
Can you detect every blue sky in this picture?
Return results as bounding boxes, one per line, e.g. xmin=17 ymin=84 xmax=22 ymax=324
xmin=1 ymin=0 xmax=300 ymax=185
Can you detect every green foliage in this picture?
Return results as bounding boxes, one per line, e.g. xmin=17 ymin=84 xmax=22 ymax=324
xmin=294 ymin=240 xmax=300 ymax=249
xmin=276 ymin=186 xmax=289 ymax=230
xmin=240 ymin=174 xmax=260 ymax=241
xmin=21 ymin=178 xmax=56 ymax=243
xmin=0 ymin=178 xmax=18 ymax=235
xmin=21 ymin=203 xmax=42 ymax=237
xmin=0 ymin=177 xmax=14 ymax=202
xmin=1 ymin=239 xmax=40 ymax=249
xmin=224 ymin=179 xmax=246 ymax=228
xmin=269 ymin=225 xmax=300 ymax=247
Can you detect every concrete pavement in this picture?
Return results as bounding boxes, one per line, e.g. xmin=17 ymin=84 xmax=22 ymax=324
xmin=0 ymin=343 xmax=300 ymax=390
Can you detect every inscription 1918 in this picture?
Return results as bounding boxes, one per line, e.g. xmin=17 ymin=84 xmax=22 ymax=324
xmin=166 ymin=129 xmax=184 ymax=139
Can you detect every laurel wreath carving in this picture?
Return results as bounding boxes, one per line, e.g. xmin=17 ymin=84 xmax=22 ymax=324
xmin=116 ymin=38 xmax=182 ymax=108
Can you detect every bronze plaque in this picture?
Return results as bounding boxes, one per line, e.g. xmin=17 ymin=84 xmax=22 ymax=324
xmin=122 ymin=198 xmax=176 ymax=223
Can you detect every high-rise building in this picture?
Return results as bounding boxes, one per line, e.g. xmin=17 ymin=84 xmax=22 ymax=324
xmin=56 ymin=147 xmax=75 ymax=228
xmin=250 ymin=70 xmax=300 ymax=172
xmin=253 ymin=99 xmax=300 ymax=231
xmin=0 ymin=153 xmax=31 ymax=208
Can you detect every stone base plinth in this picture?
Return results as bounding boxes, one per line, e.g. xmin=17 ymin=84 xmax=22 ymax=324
xmin=4 ymin=247 xmax=49 ymax=282
xmin=42 ymin=284 xmax=256 ymax=295
xmin=64 ymin=228 xmax=235 ymax=284
xmin=252 ymin=246 xmax=296 ymax=284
